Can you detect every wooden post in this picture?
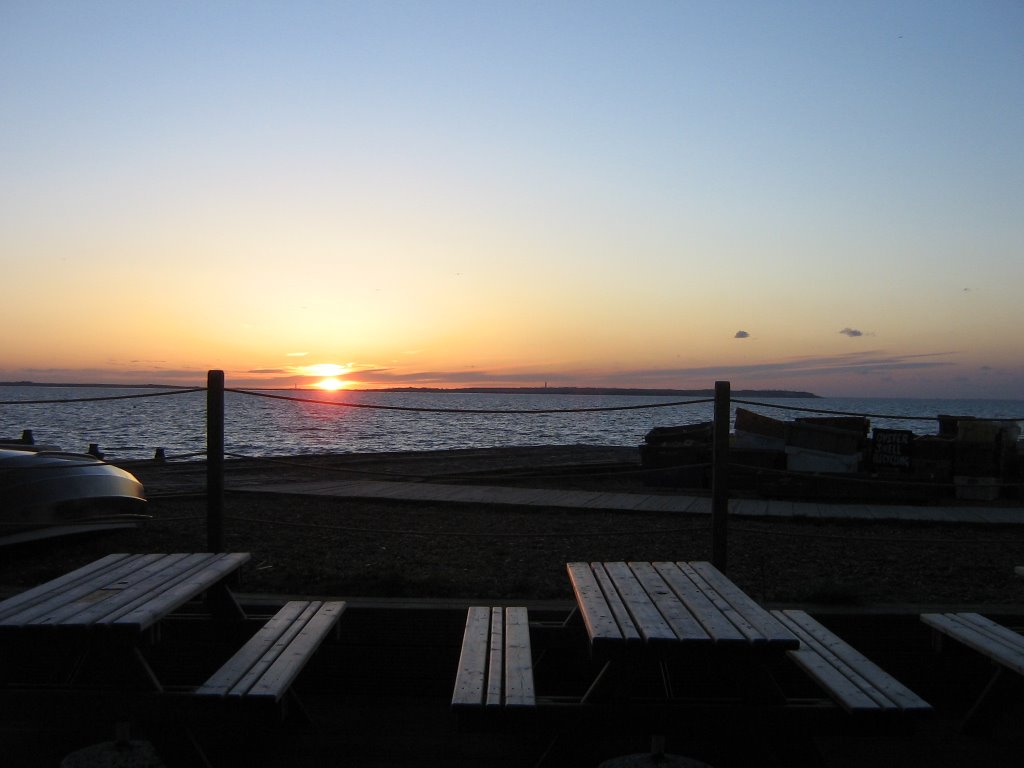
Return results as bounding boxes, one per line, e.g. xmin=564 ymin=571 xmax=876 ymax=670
xmin=711 ymin=380 xmax=730 ymax=572
xmin=207 ymin=369 xmax=225 ymax=552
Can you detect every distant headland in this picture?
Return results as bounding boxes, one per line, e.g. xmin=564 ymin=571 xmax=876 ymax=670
xmin=360 ymin=386 xmax=820 ymax=398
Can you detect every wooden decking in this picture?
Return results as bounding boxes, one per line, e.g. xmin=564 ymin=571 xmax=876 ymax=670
xmin=240 ymin=477 xmax=1024 ymax=524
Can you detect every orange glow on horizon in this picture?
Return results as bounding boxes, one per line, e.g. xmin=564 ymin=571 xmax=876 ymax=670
xmin=314 ymin=377 xmax=348 ymax=391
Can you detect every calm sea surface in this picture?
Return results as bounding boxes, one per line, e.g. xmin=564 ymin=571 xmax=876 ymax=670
xmin=1 ymin=386 xmax=1023 ymax=462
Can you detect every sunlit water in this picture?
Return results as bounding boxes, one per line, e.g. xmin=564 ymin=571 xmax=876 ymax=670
xmin=1 ymin=386 xmax=1022 ymax=462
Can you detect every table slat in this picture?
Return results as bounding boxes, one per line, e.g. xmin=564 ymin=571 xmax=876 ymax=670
xmin=567 ymin=562 xmax=629 ymax=646
xmin=676 ymin=562 xmax=764 ymax=643
xmin=0 ymin=553 xmax=250 ymax=635
xmin=603 ymin=562 xmax=676 ymax=644
xmin=628 ymin=562 xmax=709 ymax=643
xmin=0 ymin=554 xmax=132 ymax=622
xmin=59 ymin=553 xmax=213 ymax=628
xmin=590 ymin=564 xmax=642 ymax=644
xmin=686 ymin=561 xmax=796 ymax=648
xmin=113 ymin=553 xmax=250 ymax=631
xmin=652 ymin=562 xmax=746 ymax=644
xmin=0 ymin=554 xmax=167 ymax=627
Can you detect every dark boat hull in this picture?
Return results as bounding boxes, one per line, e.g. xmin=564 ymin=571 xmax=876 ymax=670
xmin=0 ymin=448 xmax=147 ymax=544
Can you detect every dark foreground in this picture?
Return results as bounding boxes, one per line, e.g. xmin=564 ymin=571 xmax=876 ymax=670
xmin=3 ymin=598 xmax=1024 ymax=767
xmin=2 ymin=447 xmax=1024 ymax=766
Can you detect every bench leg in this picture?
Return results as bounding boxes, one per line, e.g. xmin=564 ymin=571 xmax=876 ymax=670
xmin=283 ymin=688 xmax=313 ymax=724
xmin=559 ymin=604 xmax=580 ymax=629
xmin=960 ymin=665 xmax=1006 ymax=734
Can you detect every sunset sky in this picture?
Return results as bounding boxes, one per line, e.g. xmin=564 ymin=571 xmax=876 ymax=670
xmin=2 ymin=2 xmax=1022 ymax=398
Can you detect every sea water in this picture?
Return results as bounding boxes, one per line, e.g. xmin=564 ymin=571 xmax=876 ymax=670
xmin=1 ymin=386 xmax=1022 ymax=462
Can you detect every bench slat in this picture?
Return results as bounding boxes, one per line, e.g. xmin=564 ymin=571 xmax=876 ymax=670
xmin=504 ymin=607 xmax=535 ymax=707
xmin=196 ymin=600 xmax=344 ymax=702
xmin=922 ymin=612 xmax=1024 ymax=676
xmin=248 ymin=601 xmax=345 ymax=699
xmin=485 ymin=607 xmax=504 ymax=708
xmin=775 ymin=609 xmax=930 ymax=713
xmin=777 ymin=610 xmax=894 ymax=710
xmin=198 ymin=601 xmax=310 ymax=696
xmin=452 ymin=606 xmax=492 ymax=707
xmin=773 ymin=610 xmax=875 ymax=711
xmin=452 ymin=606 xmax=535 ymax=709
xmin=788 ymin=648 xmax=882 ymax=711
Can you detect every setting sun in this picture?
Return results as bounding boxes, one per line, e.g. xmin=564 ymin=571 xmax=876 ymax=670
xmin=315 ymin=377 xmax=347 ymax=391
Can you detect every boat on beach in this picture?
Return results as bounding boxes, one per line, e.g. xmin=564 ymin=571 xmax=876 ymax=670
xmin=0 ymin=446 xmax=148 ymax=545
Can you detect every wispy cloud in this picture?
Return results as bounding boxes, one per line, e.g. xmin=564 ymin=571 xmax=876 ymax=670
xmin=282 ymin=350 xmax=963 ymax=389
xmin=598 ymin=350 xmax=958 ymax=384
xmin=839 ymin=328 xmax=864 ymax=337
xmin=734 ymin=330 xmax=750 ymax=339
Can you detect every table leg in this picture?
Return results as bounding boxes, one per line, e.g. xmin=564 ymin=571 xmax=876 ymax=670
xmin=130 ymin=646 xmax=164 ymax=693
xmin=581 ymin=660 xmax=615 ymax=705
xmin=205 ymin=583 xmax=246 ymax=621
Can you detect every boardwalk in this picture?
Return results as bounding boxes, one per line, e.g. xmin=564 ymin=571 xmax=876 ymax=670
xmin=243 ymin=477 xmax=1024 ymax=525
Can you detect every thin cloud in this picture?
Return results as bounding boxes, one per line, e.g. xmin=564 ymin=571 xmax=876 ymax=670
xmin=301 ymin=351 xmax=961 ymax=389
xmin=734 ymin=330 xmax=750 ymax=339
xmin=599 ymin=350 xmax=958 ymax=384
xmin=839 ymin=328 xmax=864 ymax=337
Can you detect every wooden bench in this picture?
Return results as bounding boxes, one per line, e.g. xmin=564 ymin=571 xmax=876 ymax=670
xmin=921 ymin=611 xmax=1024 ymax=727
xmin=772 ymin=609 xmax=931 ymax=715
xmin=452 ymin=606 xmax=535 ymax=711
xmin=195 ymin=600 xmax=344 ymax=709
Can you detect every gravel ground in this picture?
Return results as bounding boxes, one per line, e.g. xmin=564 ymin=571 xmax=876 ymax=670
xmin=2 ymin=446 xmax=1023 ymax=606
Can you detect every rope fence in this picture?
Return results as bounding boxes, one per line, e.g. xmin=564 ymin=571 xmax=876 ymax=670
xmin=4 ymin=371 xmax=1023 ymax=567
xmin=732 ymin=397 xmax=1024 ymax=422
xmin=229 ymin=387 xmax=714 ymax=414
xmin=7 ymin=385 xmax=1020 ymax=420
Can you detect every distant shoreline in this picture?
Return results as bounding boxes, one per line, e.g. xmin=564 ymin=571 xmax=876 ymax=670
xmin=361 ymin=386 xmax=821 ymax=398
xmin=0 ymin=381 xmax=819 ymax=398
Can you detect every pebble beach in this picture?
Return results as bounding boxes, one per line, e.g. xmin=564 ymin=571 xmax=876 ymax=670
xmin=2 ymin=445 xmax=1022 ymax=608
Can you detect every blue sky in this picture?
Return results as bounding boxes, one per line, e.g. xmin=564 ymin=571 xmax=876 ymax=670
xmin=2 ymin=1 xmax=1022 ymax=396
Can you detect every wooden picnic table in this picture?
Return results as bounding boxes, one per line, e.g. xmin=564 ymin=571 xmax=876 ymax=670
xmin=567 ymin=561 xmax=797 ymax=658
xmin=565 ymin=560 xmax=799 ymax=706
xmin=0 ymin=552 xmax=251 ymax=692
